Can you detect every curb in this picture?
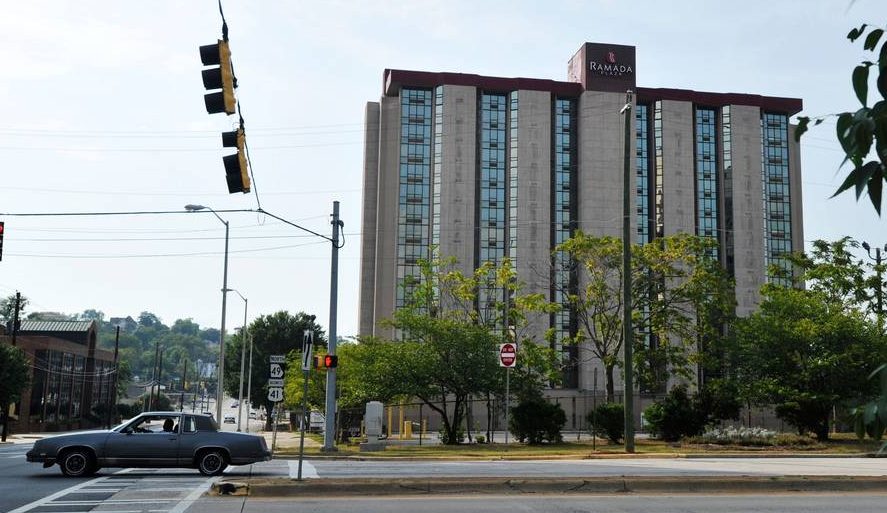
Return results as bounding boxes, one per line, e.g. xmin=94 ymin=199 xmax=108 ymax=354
xmin=212 ymin=475 xmax=887 ymax=497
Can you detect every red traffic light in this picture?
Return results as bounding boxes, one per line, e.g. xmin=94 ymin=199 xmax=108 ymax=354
xmin=323 ymin=354 xmax=338 ymax=369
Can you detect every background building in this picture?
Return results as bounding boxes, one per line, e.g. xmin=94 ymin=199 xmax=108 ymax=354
xmin=359 ymin=42 xmax=803 ymax=393
xmin=1 ymin=320 xmax=117 ymax=433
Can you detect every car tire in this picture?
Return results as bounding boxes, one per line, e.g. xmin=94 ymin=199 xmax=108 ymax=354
xmin=197 ymin=450 xmax=227 ymax=476
xmin=59 ymin=449 xmax=96 ymax=477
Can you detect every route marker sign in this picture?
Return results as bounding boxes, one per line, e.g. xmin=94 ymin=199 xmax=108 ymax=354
xmin=268 ymin=354 xmax=286 ymax=402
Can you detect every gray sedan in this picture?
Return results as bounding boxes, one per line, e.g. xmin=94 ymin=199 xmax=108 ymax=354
xmin=26 ymin=411 xmax=271 ymax=477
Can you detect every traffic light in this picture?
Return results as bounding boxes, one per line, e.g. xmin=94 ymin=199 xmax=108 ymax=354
xmin=312 ymin=354 xmax=338 ymax=370
xmin=0 ymin=221 xmax=5 ymax=261
xmin=199 ymin=40 xmax=236 ymax=115
xmin=222 ymin=128 xmax=250 ymax=193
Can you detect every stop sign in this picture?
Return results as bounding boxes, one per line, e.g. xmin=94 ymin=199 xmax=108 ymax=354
xmin=499 ymin=343 xmax=517 ymax=368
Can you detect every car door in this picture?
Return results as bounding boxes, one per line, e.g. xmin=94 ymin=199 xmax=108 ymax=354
xmin=176 ymin=415 xmax=204 ymax=465
xmin=104 ymin=415 xmax=181 ymax=467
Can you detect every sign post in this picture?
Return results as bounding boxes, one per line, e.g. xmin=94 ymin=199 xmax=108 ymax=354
xmin=297 ymin=329 xmax=314 ymax=480
xmin=268 ymin=355 xmax=285 ymax=454
xmin=499 ymin=343 xmax=517 ymax=445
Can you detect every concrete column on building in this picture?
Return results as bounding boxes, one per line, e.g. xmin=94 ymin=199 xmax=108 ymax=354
xmin=438 ymin=85 xmax=477 ymax=278
xmin=515 ymin=89 xmax=552 ymax=340
xmin=359 ymin=102 xmax=381 ymax=336
xmin=661 ymin=100 xmax=695 ymax=236
xmin=729 ymin=105 xmax=765 ymax=316
xmin=372 ymin=96 xmax=402 ymax=339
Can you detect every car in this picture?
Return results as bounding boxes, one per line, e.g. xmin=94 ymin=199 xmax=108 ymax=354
xmin=248 ymin=410 xmax=257 ymax=420
xmin=229 ymin=401 xmax=239 ymax=408
xmin=223 ymin=414 xmax=236 ymax=424
xmin=26 ymin=412 xmax=271 ymax=477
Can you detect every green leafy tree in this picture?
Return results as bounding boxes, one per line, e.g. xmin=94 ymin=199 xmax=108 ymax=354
xmin=0 ymin=293 xmax=28 ymax=324
xmin=233 ymin=311 xmax=325 ymax=430
xmin=796 ymin=23 xmax=887 ymax=213
xmin=735 ymin=286 xmax=886 ymax=440
xmin=555 ymin=232 xmax=735 ymax=400
xmin=0 ymin=344 xmax=30 ymax=441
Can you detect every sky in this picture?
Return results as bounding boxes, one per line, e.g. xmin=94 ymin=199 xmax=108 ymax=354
xmin=1 ymin=0 xmax=886 ymax=341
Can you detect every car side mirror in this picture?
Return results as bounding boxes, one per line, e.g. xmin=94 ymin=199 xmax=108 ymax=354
xmin=122 ymin=428 xmax=133 ymax=435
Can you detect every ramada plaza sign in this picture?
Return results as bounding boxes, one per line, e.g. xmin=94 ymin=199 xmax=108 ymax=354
xmin=568 ymin=42 xmax=637 ymax=94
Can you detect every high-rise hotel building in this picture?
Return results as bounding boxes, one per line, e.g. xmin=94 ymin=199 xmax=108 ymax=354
xmin=359 ymin=42 xmax=803 ymax=391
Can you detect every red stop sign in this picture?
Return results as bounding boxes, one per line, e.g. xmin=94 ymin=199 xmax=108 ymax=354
xmin=499 ymin=343 xmax=516 ymax=368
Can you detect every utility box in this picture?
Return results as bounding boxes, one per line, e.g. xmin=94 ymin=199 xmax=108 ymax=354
xmin=360 ymin=401 xmax=385 ymax=452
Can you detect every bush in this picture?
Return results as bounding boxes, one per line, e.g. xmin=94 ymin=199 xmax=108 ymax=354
xmin=438 ymin=426 xmax=465 ymax=444
xmin=644 ymin=385 xmax=706 ymax=442
xmin=685 ymin=426 xmax=777 ymax=446
xmin=587 ymin=402 xmax=624 ymax=443
xmin=509 ymin=398 xmax=566 ymax=444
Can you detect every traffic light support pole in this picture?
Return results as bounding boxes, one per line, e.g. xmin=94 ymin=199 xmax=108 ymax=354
xmin=322 ymin=201 xmax=342 ymax=452
xmin=297 ymin=368 xmax=309 ymax=480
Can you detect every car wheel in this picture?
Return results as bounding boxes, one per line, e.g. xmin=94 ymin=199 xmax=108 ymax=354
xmin=197 ymin=450 xmax=227 ymax=476
xmin=59 ymin=449 xmax=95 ymax=477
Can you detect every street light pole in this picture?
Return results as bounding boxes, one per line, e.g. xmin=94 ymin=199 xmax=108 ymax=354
xmin=620 ymin=90 xmax=635 ymax=453
xmin=229 ymin=289 xmax=249 ymax=431
xmin=185 ymin=204 xmax=230 ymax=424
xmin=246 ymin=332 xmax=253 ymax=433
xmin=862 ymin=241 xmax=886 ymax=333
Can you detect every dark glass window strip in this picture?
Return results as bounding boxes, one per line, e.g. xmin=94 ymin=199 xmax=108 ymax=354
xmin=722 ymin=107 xmax=735 ymax=277
xmin=552 ymin=97 xmax=576 ymax=377
xmin=636 ymin=103 xmax=650 ymax=245
xmin=695 ymin=107 xmax=719 ymax=259
xmin=508 ymin=91 xmax=518 ymax=265
xmin=396 ymin=88 xmax=433 ymax=308
xmin=761 ymin=112 xmax=792 ymax=285
xmin=653 ymin=102 xmax=664 ymax=237
xmin=478 ymin=92 xmax=508 ymax=323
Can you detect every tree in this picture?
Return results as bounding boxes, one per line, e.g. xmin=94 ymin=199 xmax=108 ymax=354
xmin=234 ymin=311 xmax=325 ymax=430
xmin=734 ymin=285 xmax=886 ymax=440
xmin=0 ymin=344 xmax=30 ymax=441
xmin=554 ymin=232 xmax=734 ymax=400
xmin=796 ymin=23 xmax=887 ymax=213
xmin=0 ymin=293 xmax=28 ymax=325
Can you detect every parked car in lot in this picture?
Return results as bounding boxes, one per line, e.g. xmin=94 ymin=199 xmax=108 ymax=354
xmin=26 ymin=412 xmax=271 ymax=477
xmin=223 ymin=414 xmax=236 ymax=424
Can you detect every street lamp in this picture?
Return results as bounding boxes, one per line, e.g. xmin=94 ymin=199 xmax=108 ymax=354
xmin=228 ymin=288 xmax=249 ymax=431
xmin=185 ymin=204 xmax=230 ymax=424
xmin=862 ymin=241 xmax=887 ymax=332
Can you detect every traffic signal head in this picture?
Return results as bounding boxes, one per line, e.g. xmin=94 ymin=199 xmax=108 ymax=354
xmin=312 ymin=354 xmax=338 ymax=370
xmin=222 ymin=128 xmax=250 ymax=193
xmin=199 ymin=40 xmax=236 ymax=115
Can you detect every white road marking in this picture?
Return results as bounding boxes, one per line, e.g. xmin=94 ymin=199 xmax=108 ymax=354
xmin=289 ymin=459 xmax=318 ymax=478
xmin=167 ymin=476 xmax=220 ymax=513
xmin=7 ymin=468 xmax=128 ymax=513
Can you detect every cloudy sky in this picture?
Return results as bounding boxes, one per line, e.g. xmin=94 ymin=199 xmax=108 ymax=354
xmin=1 ymin=0 xmax=885 ymax=339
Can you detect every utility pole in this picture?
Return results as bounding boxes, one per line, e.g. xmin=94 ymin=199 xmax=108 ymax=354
xmin=11 ymin=291 xmax=21 ymax=346
xmin=863 ymin=241 xmax=886 ymax=333
xmin=149 ymin=341 xmax=160 ymax=411
xmin=322 ymin=201 xmax=343 ymax=451
xmin=157 ymin=348 xmax=164 ymax=409
xmin=620 ymin=89 xmax=635 ymax=453
xmin=181 ymin=358 xmax=188 ymax=412
xmin=107 ymin=327 xmax=119 ymax=428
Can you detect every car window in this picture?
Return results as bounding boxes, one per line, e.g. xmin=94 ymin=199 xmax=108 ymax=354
xmin=129 ymin=415 xmax=179 ymax=433
xmin=183 ymin=416 xmax=197 ymax=433
xmin=196 ymin=416 xmax=217 ymax=431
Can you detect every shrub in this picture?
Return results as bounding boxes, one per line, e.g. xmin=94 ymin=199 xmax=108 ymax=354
xmin=438 ymin=426 xmax=465 ymax=444
xmin=587 ymin=402 xmax=624 ymax=443
xmin=644 ymin=385 xmax=706 ymax=442
xmin=685 ymin=426 xmax=777 ymax=446
xmin=509 ymin=398 xmax=566 ymax=444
